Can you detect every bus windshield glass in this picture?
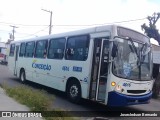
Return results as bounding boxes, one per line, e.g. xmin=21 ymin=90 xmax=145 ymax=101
xmin=112 ymin=37 xmax=152 ymax=81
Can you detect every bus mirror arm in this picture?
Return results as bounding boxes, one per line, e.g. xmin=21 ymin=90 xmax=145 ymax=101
xmin=111 ymin=43 xmax=118 ymax=58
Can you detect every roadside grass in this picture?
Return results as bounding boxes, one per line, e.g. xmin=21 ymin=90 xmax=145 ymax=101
xmin=1 ymin=84 xmax=75 ymax=120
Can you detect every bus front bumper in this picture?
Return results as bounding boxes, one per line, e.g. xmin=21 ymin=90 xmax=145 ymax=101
xmin=107 ymin=91 xmax=152 ymax=106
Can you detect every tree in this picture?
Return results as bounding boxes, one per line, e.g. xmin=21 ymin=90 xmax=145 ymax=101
xmin=142 ymin=13 xmax=160 ymax=98
xmin=141 ymin=12 xmax=160 ymax=44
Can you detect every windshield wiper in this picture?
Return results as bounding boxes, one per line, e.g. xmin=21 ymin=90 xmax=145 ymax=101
xmin=127 ymin=37 xmax=141 ymax=66
xmin=141 ymin=42 xmax=151 ymax=57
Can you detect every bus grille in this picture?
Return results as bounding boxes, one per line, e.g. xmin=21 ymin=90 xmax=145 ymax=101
xmin=127 ymin=90 xmax=146 ymax=94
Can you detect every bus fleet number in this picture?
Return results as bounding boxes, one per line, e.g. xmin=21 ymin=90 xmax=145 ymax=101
xmin=62 ymin=66 xmax=69 ymax=71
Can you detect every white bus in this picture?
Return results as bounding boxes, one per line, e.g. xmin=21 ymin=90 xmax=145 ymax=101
xmin=8 ymin=25 xmax=154 ymax=106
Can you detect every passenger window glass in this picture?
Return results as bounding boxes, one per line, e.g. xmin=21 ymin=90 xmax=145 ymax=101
xmin=9 ymin=44 xmax=15 ymax=56
xmin=48 ymin=38 xmax=65 ymax=59
xmin=66 ymin=35 xmax=89 ymax=61
xmin=25 ymin=41 xmax=35 ymax=57
xmin=35 ymin=40 xmax=48 ymax=58
xmin=19 ymin=43 xmax=26 ymax=57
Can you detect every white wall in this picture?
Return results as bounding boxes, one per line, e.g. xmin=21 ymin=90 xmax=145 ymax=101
xmin=0 ymin=42 xmax=5 ymax=48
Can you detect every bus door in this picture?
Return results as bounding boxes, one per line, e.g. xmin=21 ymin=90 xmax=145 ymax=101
xmin=14 ymin=45 xmax=19 ymax=75
xmin=90 ymin=38 xmax=109 ymax=102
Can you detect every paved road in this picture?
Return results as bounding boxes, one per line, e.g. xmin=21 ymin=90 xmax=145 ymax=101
xmin=0 ymin=64 xmax=160 ymax=120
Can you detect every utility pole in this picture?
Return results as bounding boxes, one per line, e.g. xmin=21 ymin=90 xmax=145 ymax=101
xmin=41 ymin=9 xmax=52 ymax=35
xmin=10 ymin=25 xmax=18 ymax=41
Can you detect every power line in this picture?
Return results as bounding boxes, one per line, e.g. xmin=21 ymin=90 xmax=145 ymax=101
xmin=32 ymin=26 xmax=49 ymax=35
xmin=0 ymin=21 xmax=48 ymax=27
xmin=0 ymin=17 xmax=147 ymax=27
xmin=52 ymin=17 xmax=147 ymax=27
xmin=103 ymin=17 xmax=147 ymax=25
xmin=0 ymin=29 xmax=11 ymax=32
xmin=16 ymin=26 xmax=49 ymax=39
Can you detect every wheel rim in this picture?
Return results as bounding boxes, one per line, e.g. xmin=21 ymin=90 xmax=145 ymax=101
xmin=70 ymin=85 xmax=78 ymax=98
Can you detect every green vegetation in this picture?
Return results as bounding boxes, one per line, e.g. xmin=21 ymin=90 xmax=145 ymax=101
xmin=1 ymin=84 xmax=75 ymax=120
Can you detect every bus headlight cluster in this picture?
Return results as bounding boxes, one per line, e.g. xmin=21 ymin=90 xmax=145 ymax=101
xmin=111 ymin=82 xmax=124 ymax=93
xmin=116 ymin=85 xmax=122 ymax=91
xmin=115 ymin=85 xmax=124 ymax=93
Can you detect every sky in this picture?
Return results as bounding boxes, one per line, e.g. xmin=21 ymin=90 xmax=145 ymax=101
xmin=0 ymin=0 xmax=160 ymax=45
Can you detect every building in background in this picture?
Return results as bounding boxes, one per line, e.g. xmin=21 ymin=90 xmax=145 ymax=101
xmin=0 ymin=42 xmax=7 ymax=64
xmin=0 ymin=39 xmax=11 ymax=65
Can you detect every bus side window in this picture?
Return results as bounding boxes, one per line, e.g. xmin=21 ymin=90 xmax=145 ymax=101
xmin=9 ymin=44 xmax=15 ymax=56
xmin=35 ymin=40 xmax=48 ymax=58
xmin=25 ymin=41 xmax=35 ymax=58
xmin=48 ymin=38 xmax=65 ymax=59
xmin=19 ymin=42 xmax=26 ymax=57
xmin=65 ymin=35 xmax=89 ymax=61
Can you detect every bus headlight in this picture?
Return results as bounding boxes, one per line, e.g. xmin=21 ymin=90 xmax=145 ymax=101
xmin=116 ymin=85 xmax=122 ymax=91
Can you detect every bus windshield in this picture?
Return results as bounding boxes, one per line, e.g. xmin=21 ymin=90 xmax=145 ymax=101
xmin=112 ymin=37 xmax=152 ymax=81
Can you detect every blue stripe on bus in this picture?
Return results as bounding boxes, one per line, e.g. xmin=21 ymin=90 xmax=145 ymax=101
xmin=107 ymin=91 xmax=152 ymax=106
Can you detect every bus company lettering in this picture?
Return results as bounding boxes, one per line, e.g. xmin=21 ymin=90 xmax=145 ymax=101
xmin=32 ymin=61 xmax=51 ymax=71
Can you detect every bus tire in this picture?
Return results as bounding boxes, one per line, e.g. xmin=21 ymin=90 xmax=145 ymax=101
xmin=20 ymin=70 xmax=26 ymax=83
xmin=67 ymin=81 xmax=81 ymax=103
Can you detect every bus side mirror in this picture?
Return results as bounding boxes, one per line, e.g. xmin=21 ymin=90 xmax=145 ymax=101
xmin=111 ymin=37 xmax=123 ymax=58
xmin=112 ymin=43 xmax=118 ymax=58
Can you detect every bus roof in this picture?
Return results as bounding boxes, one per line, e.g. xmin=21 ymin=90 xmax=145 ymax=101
xmin=10 ymin=25 xmax=148 ymax=43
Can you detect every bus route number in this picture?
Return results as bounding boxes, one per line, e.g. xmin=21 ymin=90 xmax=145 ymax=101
xmin=123 ymin=83 xmax=131 ymax=87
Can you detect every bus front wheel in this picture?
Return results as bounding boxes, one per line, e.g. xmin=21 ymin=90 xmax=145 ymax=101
xmin=20 ymin=70 xmax=26 ymax=83
xmin=67 ymin=81 xmax=81 ymax=103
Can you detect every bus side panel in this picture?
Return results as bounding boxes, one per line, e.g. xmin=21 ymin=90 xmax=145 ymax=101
xmin=34 ymin=59 xmax=91 ymax=99
xmin=16 ymin=51 xmax=91 ymax=100
xmin=18 ymin=57 xmax=33 ymax=81
xmin=58 ymin=60 xmax=91 ymax=99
